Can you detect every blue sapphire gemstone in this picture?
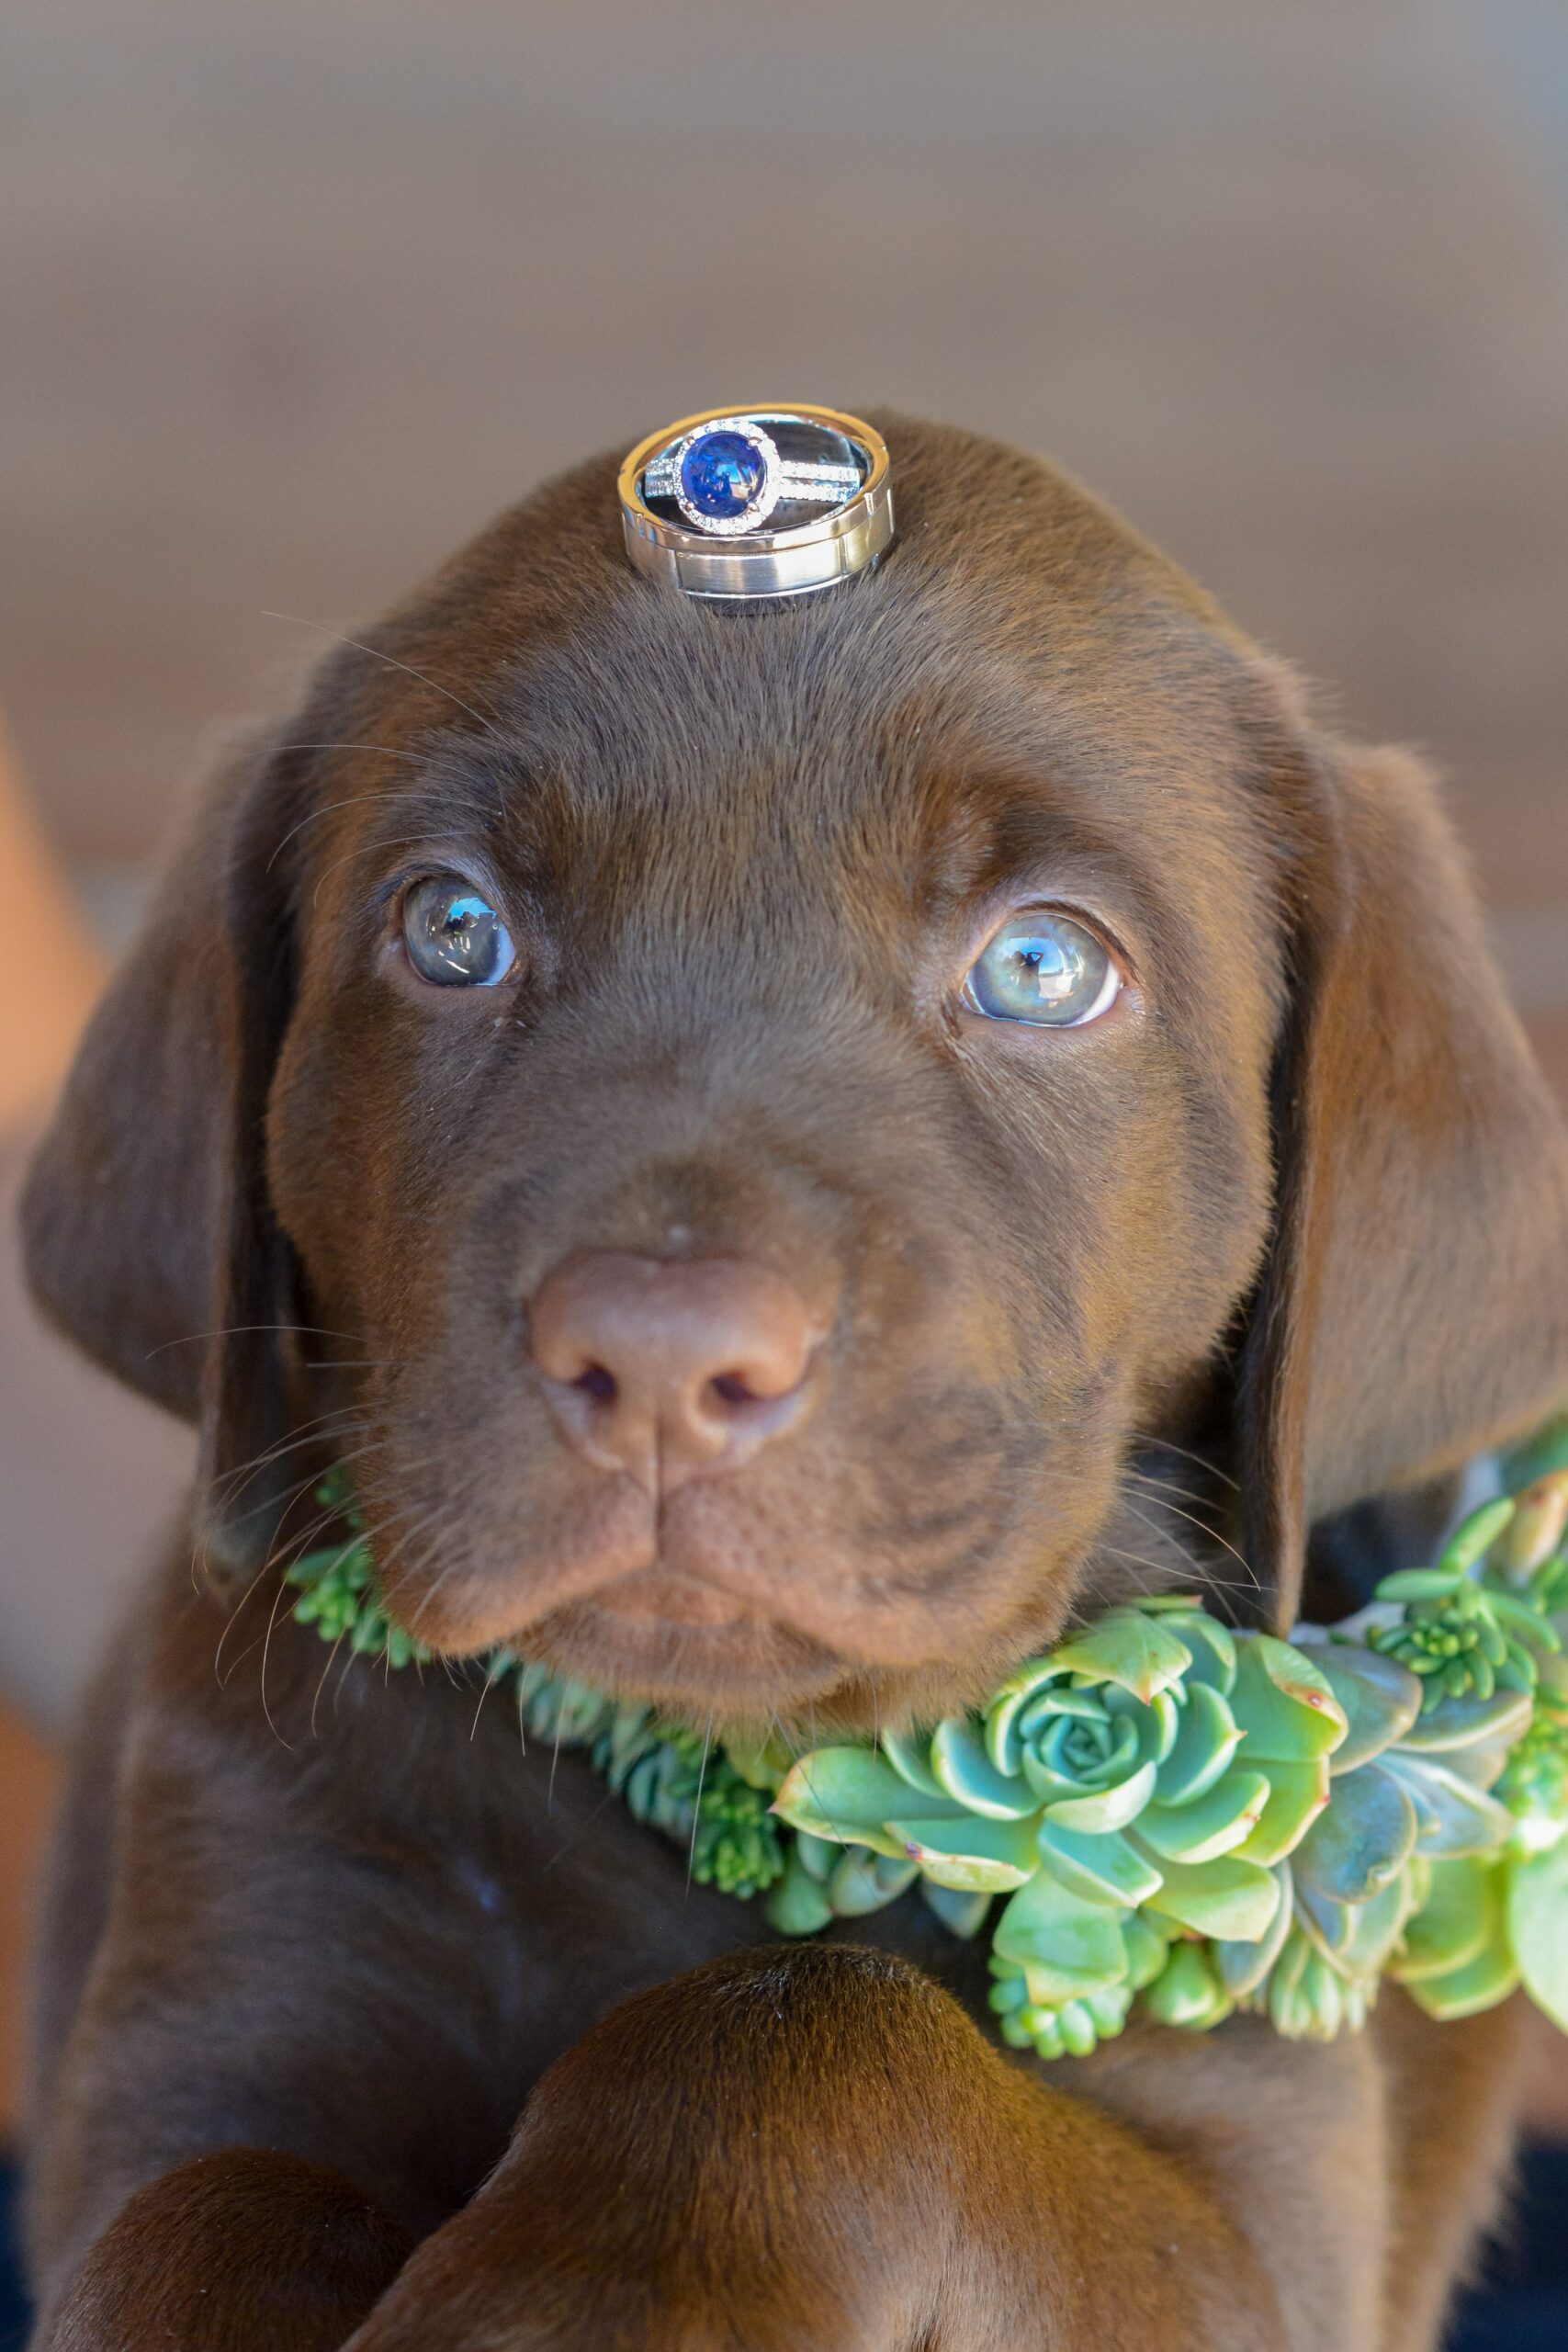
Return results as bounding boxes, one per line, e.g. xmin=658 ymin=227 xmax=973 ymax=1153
xmin=680 ymin=429 xmax=766 ymax=520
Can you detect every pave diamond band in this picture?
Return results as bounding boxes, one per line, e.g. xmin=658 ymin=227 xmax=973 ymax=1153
xmin=618 ymin=405 xmax=894 ymax=601
xmin=641 ymin=452 xmax=864 ymax=511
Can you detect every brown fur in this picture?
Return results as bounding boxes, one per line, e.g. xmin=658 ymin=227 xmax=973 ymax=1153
xmin=18 ymin=415 xmax=1568 ymax=2346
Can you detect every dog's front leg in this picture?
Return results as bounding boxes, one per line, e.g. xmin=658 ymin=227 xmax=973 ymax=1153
xmin=344 ymin=1941 xmax=1344 ymax=2352
xmin=37 ymin=2149 xmax=412 ymax=2352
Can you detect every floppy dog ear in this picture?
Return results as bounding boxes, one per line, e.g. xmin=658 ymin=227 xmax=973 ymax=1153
xmin=1234 ymin=735 xmax=1568 ymax=1631
xmin=21 ymin=729 xmax=311 ymax=1568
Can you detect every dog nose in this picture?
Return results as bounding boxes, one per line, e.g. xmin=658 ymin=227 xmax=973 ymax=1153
xmin=528 ymin=1251 xmax=822 ymax=1489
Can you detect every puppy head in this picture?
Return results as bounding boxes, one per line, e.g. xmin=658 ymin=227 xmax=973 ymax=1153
xmin=25 ymin=419 xmax=1568 ymax=1726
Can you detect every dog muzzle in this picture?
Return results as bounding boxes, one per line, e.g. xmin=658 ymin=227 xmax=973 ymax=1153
xmin=618 ymin=405 xmax=894 ymax=601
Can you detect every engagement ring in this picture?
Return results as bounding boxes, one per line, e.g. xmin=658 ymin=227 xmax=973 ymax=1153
xmin=618 ymin=404 xmax=894 ymax=601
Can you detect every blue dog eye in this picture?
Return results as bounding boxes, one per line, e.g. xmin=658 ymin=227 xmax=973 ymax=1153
xmin=964 ymin=910 xmax=1118 ymax=1027
xmin=401 ymin=876 xmax=515 ymax=988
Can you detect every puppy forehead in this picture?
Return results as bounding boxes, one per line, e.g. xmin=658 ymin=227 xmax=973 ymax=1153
xmin=329 ymin=421 xmax=1276 ymax=918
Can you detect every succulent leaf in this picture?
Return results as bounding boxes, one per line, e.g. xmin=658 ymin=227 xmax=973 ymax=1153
xmin=1035 ymin=1819 xmax=1165 ymax=1908
xmin=1267 ymin=1928 xmax=1314 ymax=2038
xmin=1379 ymin=1752 xmax=1514 ymax=1859
xmin=1382 ymin=1569 xmax=1470 ymax=1604
xmin=1401 ymin=1871 xmax=1519 ymax=2022
xmin=1290 ymin=1871 xmax=1405 ymax=1993
xmin=1441 ymin=1739 xmax=1511 ymax=1794
xmin=1439 ymin=1495 xmax=1517 ymax=1577
xmin=1291 ymin=1640 xmax=1421 ymax=1772
xmin=771 ymin=1749 xmax=964 ymax=1858
xmin=920 ymin=1882 xmax=993 ymax=1939
xmin=827 ymin=1849 xmax=919 ymax=1917
xmin=985 ymin=1659 xmax=1061 ymax=1776
xmin=1010 ymin=1680 xmax=1174 ymax=1832
xmin=1135 ymin=1769 xmax=1270 ymax=1864
xmin=1403 ymin=1943 xmax=1520 ymax=2020
xmin=764 ymin=1848 xmax=835 ymax=1935
xmin=1508 ymin=1840 xmax=1568 ymax=2030
xmin=1392 ymin=1687 xmax=1534 ymax=1754
xmin=1330 ymin=1874 xmax=1413 ymax=1981
xmin=1140 ymin=1849 xmax=1281 ymax=1942
xmin=1037 ymin=1758 xmax=1158 ymax=1836
xmin=1153 ymin=1680 xmax=1244 ymax=1806
xmin=1213 ymin=1865 xmax=1295 ymax=1996
xmin=1296 ymin=1946 xmax=1351 ymax=2040
xmin=1232 ymin=1758 xmax=1331 ymax=1865
xmin=877 ymin=1726 xmax=949 ymax=1803
xmin=793 ymin=1831 xmax=838 ymax=1883
xmin=1144 ymin=1939 xmax=1232 ymax=2030
xmin=897 ymin=1815 xmax=1042 ymax=1891
xmin=1228 ymin=1637 xmax=1348 ymax=1761
xmin=929 ymin=1717 xmax=1036 ymax=1818
xmin=1292 ymin=1764 xmax=1417 ymax=1905
xmin=992 ymin=1870 xmax=1131 ymax=2001
xmin=1496 ymin=1470 xmax=1568 ymax=1580
xmin=1044 ymin=1609 xmax=1193 ymax=1703
xmin=1121 ymin=1910 xmax=1174 ymax=1990
xmin=1489 ymin=1590 xmax=1562 ymax=1652
xmin=1293 ymin=1880 xmax=1359 ymax=1961
xmin=1394 ymin=1856 xmax=1496 ymax=1984
xmin=1161 ymin=1611 xmax=1236 ymax=1693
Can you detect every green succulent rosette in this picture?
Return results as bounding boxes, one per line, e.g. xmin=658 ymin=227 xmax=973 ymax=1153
xmin=769 ymin=1467 xmax=1568 ymax=2058
xmin=289 ymin=1450 xmax=1568 ymax=2061
xmin=769 ymin=1600 xmax=1346 ymax=2053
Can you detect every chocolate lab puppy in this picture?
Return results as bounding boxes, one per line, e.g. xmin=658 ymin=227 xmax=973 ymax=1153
xmin=19 ymin=417 xmax=1568 ymax=2350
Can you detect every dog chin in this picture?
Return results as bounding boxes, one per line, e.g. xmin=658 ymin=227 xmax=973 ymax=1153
xmin=399 ymin=1521 xmax=1079 ymax=1721
xmin=525 ymin=1590 xmax=855 ymax=1713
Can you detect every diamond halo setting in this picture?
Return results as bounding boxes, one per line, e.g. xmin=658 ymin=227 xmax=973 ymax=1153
xmin=618 ymin=405 xmax=895 ymax=600
xmin=669 ymin=417 xmax=782 ymax=536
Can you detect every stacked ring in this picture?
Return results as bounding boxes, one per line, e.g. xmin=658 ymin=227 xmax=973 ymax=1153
xmin=618 ymin=405 xmax=894 ymax=601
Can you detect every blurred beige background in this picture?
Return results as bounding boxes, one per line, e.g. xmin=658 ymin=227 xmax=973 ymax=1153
xmin=1 ymin=0 xmax=1565 ymax=2086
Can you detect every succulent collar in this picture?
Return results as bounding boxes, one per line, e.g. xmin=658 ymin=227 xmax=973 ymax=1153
xmin=288 ymin=1434 xmax=1568 ymax=2062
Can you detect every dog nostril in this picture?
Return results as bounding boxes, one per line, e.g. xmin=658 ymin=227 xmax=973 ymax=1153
xmin=708 ymin=1371 xmax=760 ymax=1409
xmin=573 ymin=1363 xmax=618 ymax=1407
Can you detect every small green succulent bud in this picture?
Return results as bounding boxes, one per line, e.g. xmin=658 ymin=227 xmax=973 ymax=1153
xmin=1144 ymin=1939 xmax=1231 ymax=2030
xmin=1497 ymin=1709 xmax=1568 ymax=1849
xmin=999 ymin=1979 xmax=1135 ymax=2059
xmin=1370 ymin=1560 xmax=1558 ymax=1715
